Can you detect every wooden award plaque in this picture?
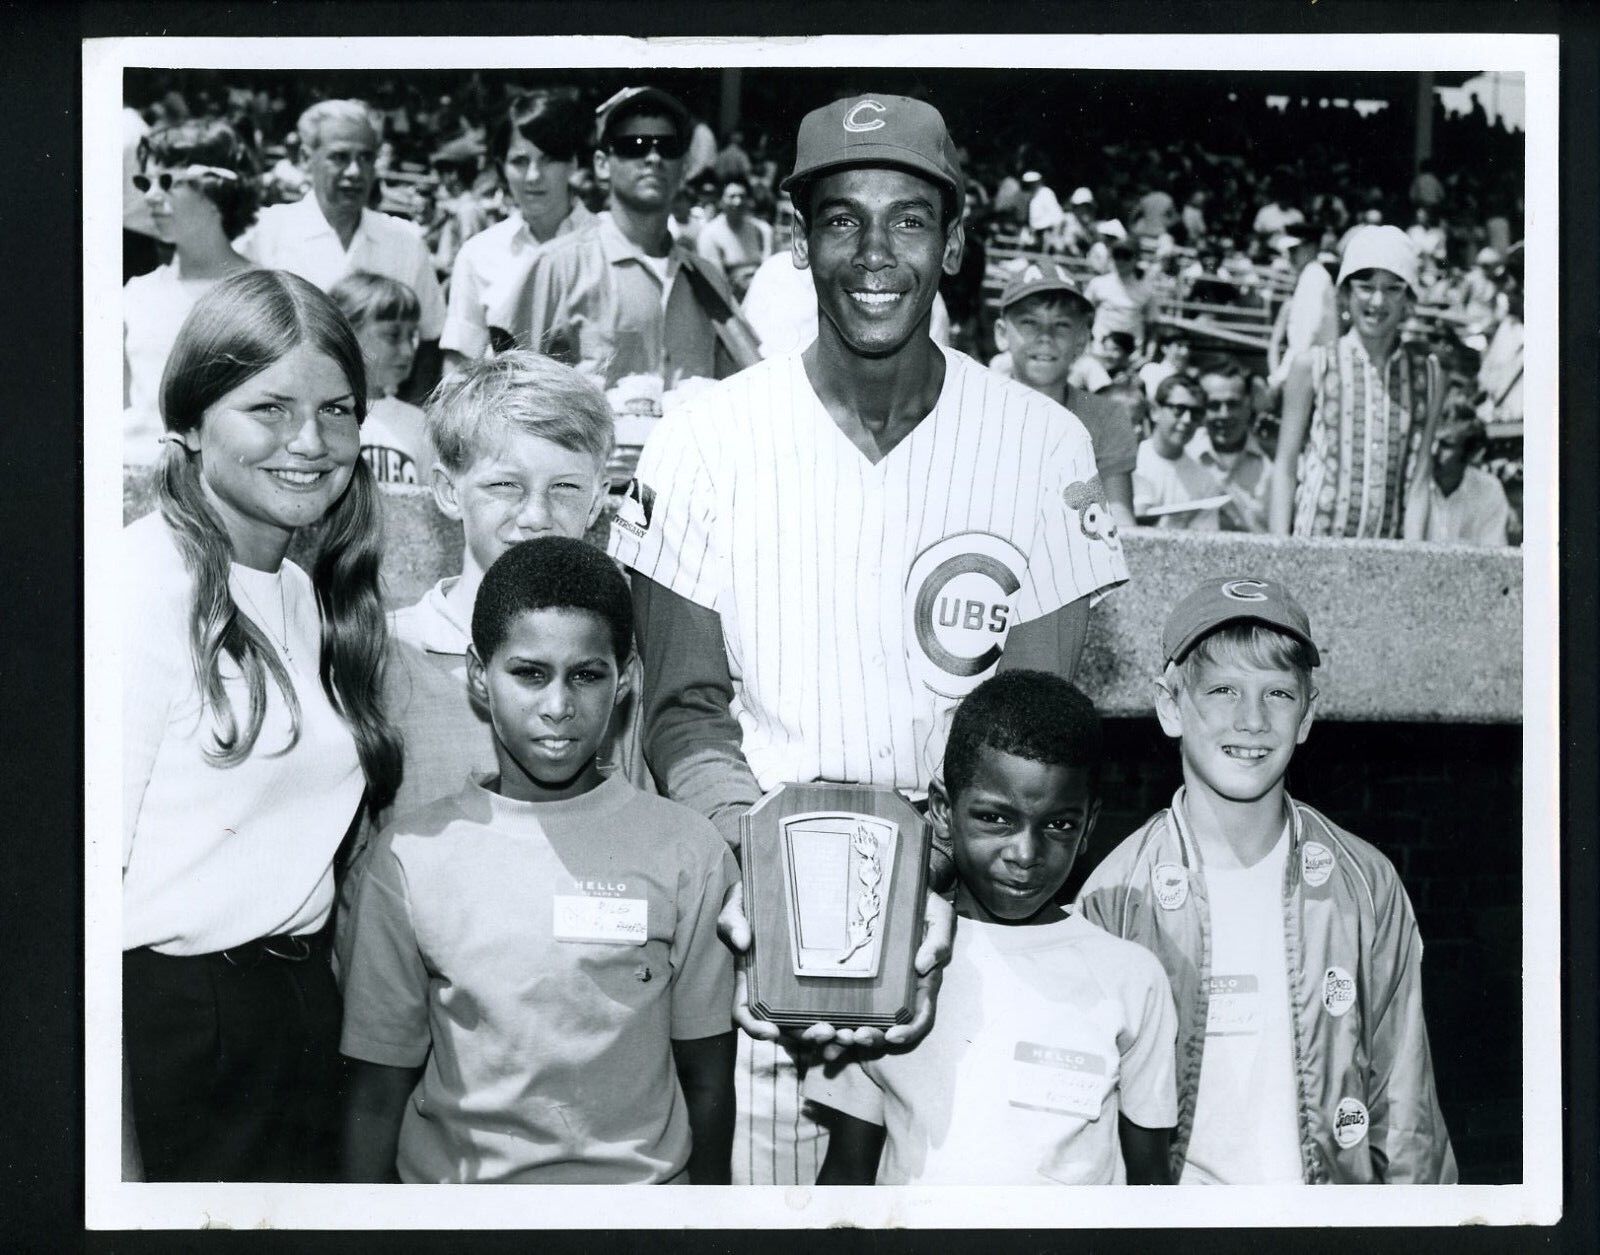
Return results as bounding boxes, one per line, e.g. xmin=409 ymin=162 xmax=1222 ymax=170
xmin=740 ymin=783 xmax=930 ymax=1028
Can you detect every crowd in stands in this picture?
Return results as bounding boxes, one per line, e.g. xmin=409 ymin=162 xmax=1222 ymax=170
xmin=122 ymin=70 xmax=1526 ymax=545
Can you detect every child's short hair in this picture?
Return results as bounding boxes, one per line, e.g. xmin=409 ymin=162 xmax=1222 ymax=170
xmin=1163 ymin=623 xmax=1317 ymax=702
xmin=327 ymin=271 xmax=421 ymax=329
xmin=943 ymin=670 xmax=1103 ymax=799
xmin=425 ymin=349 xmax=615 ymax=474
xmin=471 ymin=536 xmax=633 ymax=666
xmin=1101 ymin=330 xmax=1136 ymax=356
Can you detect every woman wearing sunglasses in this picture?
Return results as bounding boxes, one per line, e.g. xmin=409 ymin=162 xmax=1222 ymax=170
xmin=122 ymin=270 xmax=401 ymax=1181
xmin=123 ymin=120 xmax=260 ymax=467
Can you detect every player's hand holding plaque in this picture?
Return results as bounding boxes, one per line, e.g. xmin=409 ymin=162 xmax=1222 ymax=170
xmin=740 ymin=783 xmax=930 ymax=1028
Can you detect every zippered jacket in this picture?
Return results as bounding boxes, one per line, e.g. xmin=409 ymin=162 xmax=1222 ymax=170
xmin=1077 ymin=790 xmax=1458 ymax=1184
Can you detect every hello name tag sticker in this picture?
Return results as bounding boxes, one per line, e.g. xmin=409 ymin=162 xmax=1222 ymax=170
xmin=1205 ymin=974 xmax=1261 ymax=1036
xmin=553 ymin=895 xmax=648 ymax=945
xmin=1007 ymin=1042 xmax=1110 ymax=1121
xmin=1301 ymin=841 xmax=1335 ymax=888
xmin=1151 ymin=862 xmax=1189 ymax=910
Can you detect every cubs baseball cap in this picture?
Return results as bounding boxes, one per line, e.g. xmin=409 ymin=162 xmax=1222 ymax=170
xmin=781 ymin=93 xmax=963 ymax=203
xmin=1336 ymin=223 xmax=1420 ymax=297
xmin=1162 ymin=576 xmax=1322 ymax=667
xmin=594 ymin=85 xmax=692 ymax=145
xmin=997 ymin=259 xmax=1091 ymax=314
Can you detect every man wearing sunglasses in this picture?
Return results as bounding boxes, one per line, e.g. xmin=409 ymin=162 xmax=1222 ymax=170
xmin=1133 ymin=374 xmax=1223 ymax=529
xmin=491 ymin=85 xmax=756 ymax=400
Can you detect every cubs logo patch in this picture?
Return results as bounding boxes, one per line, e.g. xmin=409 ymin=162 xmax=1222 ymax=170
xmin=1333 ymin=1097 xmax=1369 ymax=1148
xmin=1062 ymin=475 xmax=1119 ymax=545
xmin=1151 ymin=862 xmax=1189 ymax=910
xmin=612 ymin=477 xmax=656 ymax=539
xmin=843 ymin=100 xmax=887 ymax=133
xmin=904 ymin=533 xmax=1025 ymax=698
xmin=1322 ymin=966 xmax=1356 ymax=1017
xmin=1301 ymin=841 xmax=1335 ymax=888
xmin=1221 ymin=579 xmax=1271 ymax=602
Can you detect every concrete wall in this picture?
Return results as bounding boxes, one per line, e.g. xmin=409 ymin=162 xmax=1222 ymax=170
xmin=124 ymin=472 xmax=1523 ymax=723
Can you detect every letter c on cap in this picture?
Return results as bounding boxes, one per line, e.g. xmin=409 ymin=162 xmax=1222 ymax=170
xmin=843 ymin=100 xmax=887 ymax=133
xmin=1221 ymin=579 xmax=1270 ymax=602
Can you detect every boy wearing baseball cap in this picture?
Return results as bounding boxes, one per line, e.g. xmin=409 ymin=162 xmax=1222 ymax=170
xmin=992 ymin=262 xmax=1137 ymax=532
xmin=1077 ymin=577 xmax=1457 ymax=1184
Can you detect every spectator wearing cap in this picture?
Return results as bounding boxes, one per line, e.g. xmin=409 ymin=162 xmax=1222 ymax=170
xmin=990 ymin=261 xmax=1138 ymax=530
xmin=695 ymin=176 xmax=772 ymax=301
xmin=1086 ymin=217 xmax=1128 ymax=275
xmin=1024 ymin=171 xmax=1064 ymax=229
xmin=239 ymin=99 xmax=446 ymax=395
xmin=1267 ymin=232 xmax=1338 ymax=387
xmin=609 ymin=91 xmax=1125 ymax=1186
xmin=1084 ymin=238 xmax=1158 ymax=353
xmin=1055 ymin=185 xmax=1097 ymax=255
xmin=1271 ymin=224 xmax=1443 ymax=538
xmin=1411 ymin=404 xmax=1512 ymax=546
xmin=426 ymin=135 xmax=489 ymax=277
xmin=439 ymin=94 xmax=593 ymax=371
xmin=491 ymin=86 xmax=757 ymax=396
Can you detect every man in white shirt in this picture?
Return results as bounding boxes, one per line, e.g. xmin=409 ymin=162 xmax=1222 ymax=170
xmin=1134 ymin=376 xmax=1221 ymax=529
xmin=1085 ymin=240 xmax=1157 ymax=351
xmin=240 ymin=99 xmax=446 ymax=392
xmin=695 ymin=177 xmax=772 ymax=300
xmin=1416 ymin=414 xmax=1512 ymax=546
xmin=1188 ymin=365 xmax=1271 ymax=533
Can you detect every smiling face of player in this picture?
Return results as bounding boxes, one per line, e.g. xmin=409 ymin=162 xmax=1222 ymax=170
xmin=795 ymin=165 xmax=963 ymax=361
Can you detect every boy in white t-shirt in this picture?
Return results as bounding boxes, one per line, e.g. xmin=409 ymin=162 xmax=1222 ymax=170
xmin=329 ymin=270 xmax=431 ymax=485
xmin=806 ymin=671 xmax=1177 ymax=1185
xmin=340 ymin=538 xmax=736 ymax=1183
xmin=1077 ymin=577 xmax=1456 ymax=1183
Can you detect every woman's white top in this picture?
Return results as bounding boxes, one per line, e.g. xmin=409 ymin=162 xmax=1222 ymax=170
xmin=122 ymin=262 xmax=220 ymax=466
xmin=121 ymin=512 xmax=364 ymax=955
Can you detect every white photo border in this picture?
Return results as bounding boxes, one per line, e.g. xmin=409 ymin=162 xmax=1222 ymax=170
xmin=83 ymin=31 xmax=1561 ymax=1230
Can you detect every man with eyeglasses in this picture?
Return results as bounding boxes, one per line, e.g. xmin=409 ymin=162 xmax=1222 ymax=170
xmin=1133 ymin=375 xmax=1224 ymax=529
xmin=1189 ymin=364 xmax=1271 ymax=533
xmin=491 ymin=86 xmax=756 ymax=402
xmin=240 ymin=99 xmax=446 ymax=393
xmin=440 ymin=93 xmax=593 ymax=373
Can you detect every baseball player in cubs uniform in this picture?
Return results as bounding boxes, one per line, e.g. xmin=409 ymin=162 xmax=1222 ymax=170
xmin=608 ymin=93 xmax=1129 ymax=1185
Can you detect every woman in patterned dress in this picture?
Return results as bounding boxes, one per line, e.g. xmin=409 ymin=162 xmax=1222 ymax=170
xmin=1268 ymin=225 xmax=1444 ymax=539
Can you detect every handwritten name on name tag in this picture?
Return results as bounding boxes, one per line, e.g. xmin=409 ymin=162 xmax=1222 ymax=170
xmin=1007 ymin=1041 xmax=1110 ymax=1121
xmin=553 ymin=895 xmax=648 ymax=945
xmin=1204 ymin=973 xmax=1260 ymax=1036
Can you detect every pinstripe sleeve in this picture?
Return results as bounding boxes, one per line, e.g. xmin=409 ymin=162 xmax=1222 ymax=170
xmin=606 ymin=407 xmax=727 ymax=612
xmin=1015 ymin=420 xmax=1130 ymax=623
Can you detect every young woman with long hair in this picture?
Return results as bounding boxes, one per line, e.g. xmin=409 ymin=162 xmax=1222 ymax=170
xmin=121 ymin=268 xmax=401 ymax=1182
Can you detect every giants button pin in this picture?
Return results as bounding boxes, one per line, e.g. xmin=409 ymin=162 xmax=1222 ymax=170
xmin=1322 ymin=965 xmax=1356 ymax=1017
xmin=1301 ymin=841 xmax=1335 ymax=888
xmin=1333 ymin=1097 xmax=1370 ymax=1148
xmin=1151 ymin=862 xmax=1189 ymax=910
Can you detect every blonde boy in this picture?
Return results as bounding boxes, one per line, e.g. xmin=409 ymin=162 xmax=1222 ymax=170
xmin=1077 ymin=576 xmax=1456 ymax=1184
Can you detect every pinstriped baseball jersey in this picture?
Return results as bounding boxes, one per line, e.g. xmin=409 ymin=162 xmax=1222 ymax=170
xmin=609 ymin=346 xmax=1127 ymax=1185
xmin=608 ymin=345 xmax=1128 ymax=797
